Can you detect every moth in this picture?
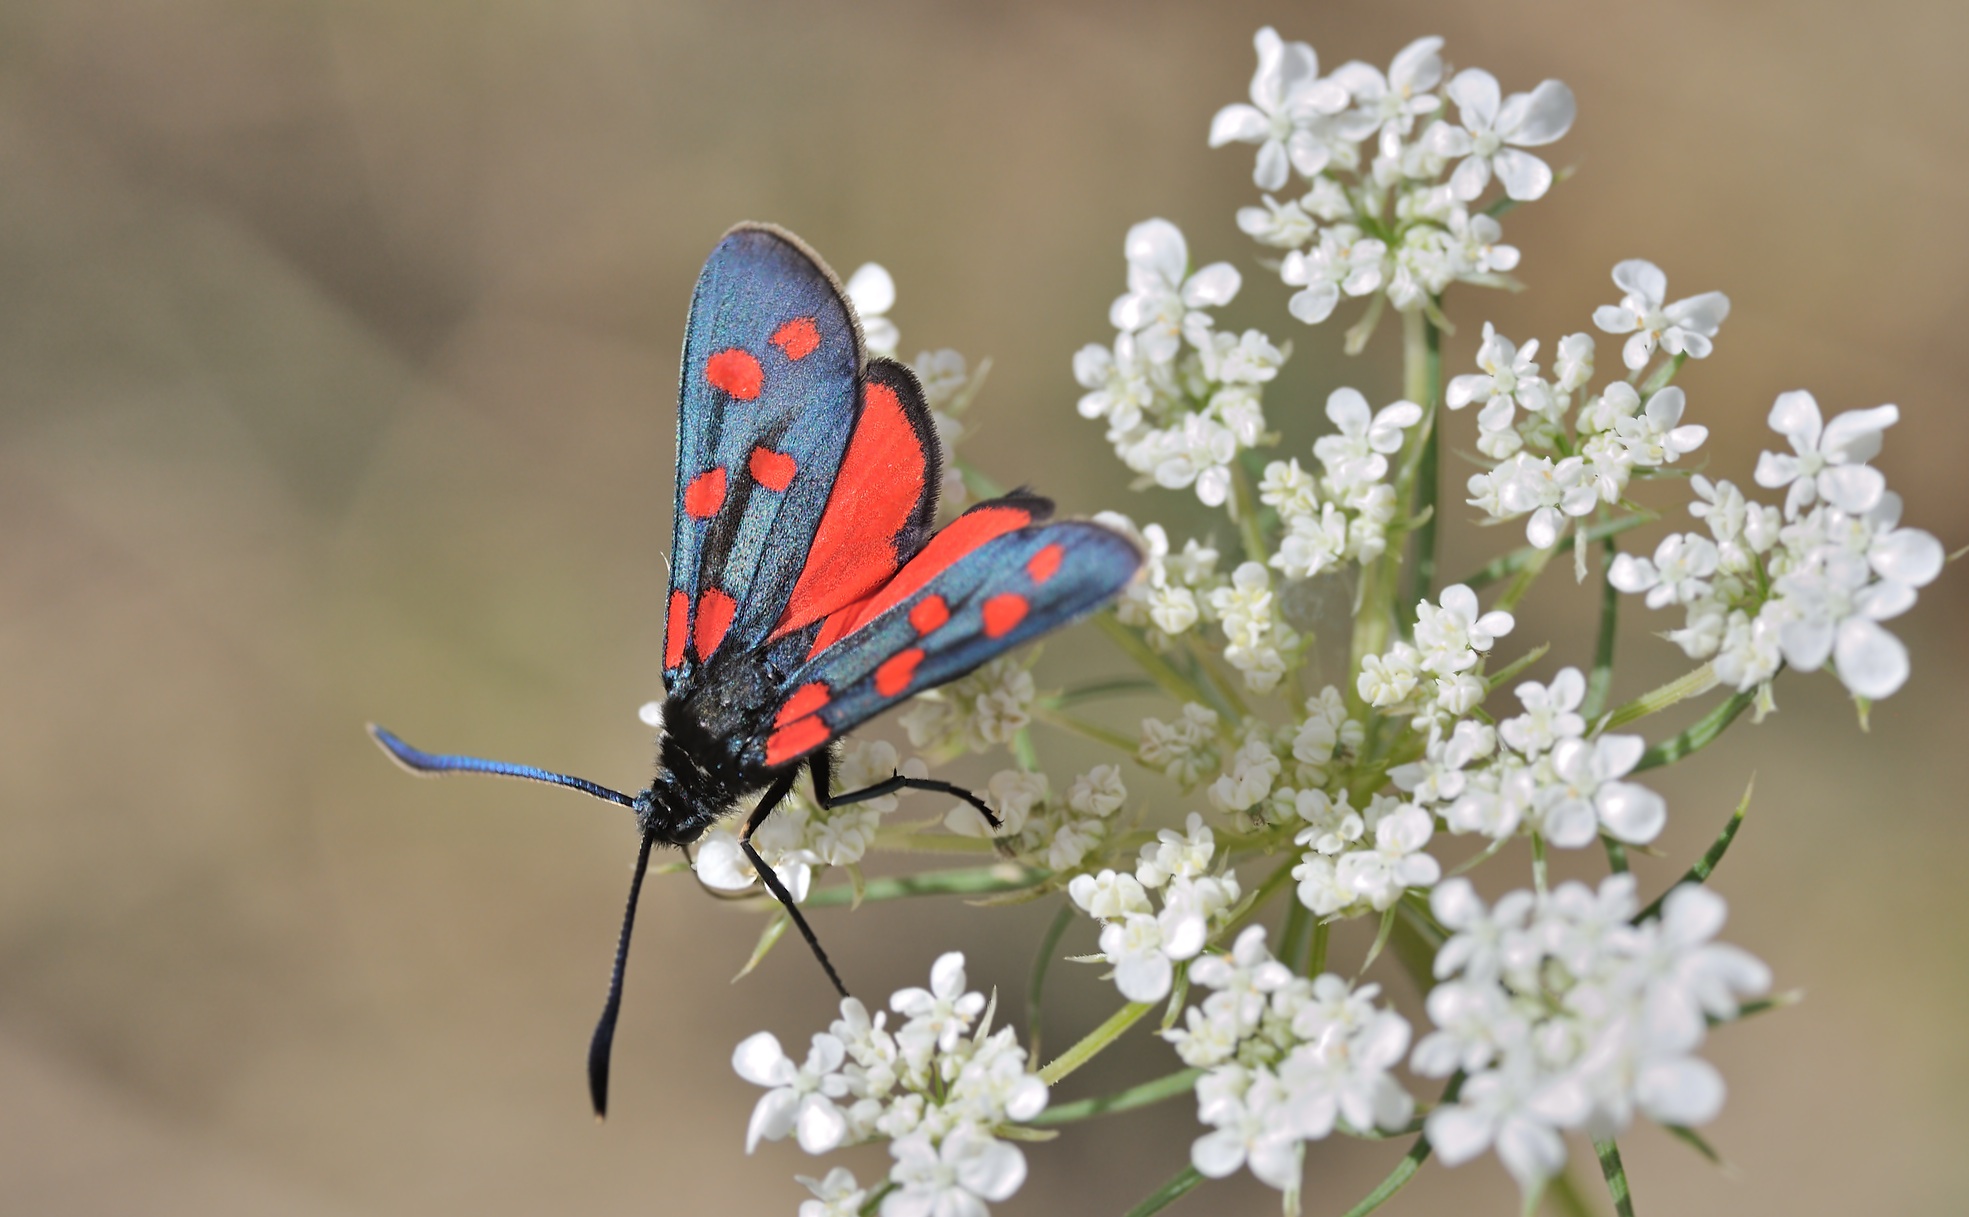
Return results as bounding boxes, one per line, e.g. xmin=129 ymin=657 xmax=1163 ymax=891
xmin=370 ymin=224 xmax=1141 ymax=1115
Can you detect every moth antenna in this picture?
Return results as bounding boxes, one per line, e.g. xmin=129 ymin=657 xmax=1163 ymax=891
xmin=588 ymin=829 xmax=656 ymax=1119
xmin=367 ymin=724 xmax=637 ymax=810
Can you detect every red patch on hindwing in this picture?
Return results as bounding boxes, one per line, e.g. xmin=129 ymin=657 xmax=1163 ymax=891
xmin=1027 ymin=543 xmax=1064 ymax=584
xmin=770 ymin=317 xmax=821 ymax=360
xmin=982 ymin=593 xmax=1028 ymax=638
xmin=774 ymin=380 xmax=929 ymax=635
xmin=694 ymin=588 xmax=736 ymax=659
xmin=766 ymin=716 xmax=831 ymax=767
xmin=775 ymin=681 xmax=831 ymax=727
xmin=705 ymin=348 xmax=764 ymax=400
xmin=665 ymin=590 xmax=689 ymax=670
xmin=847 ymin=505 xmax=1032 ymax=634
xmin=875 ymin=648 xmax=925 ymax=697
xmin=909 ymin=595 xmax=950 ymax=636
xmin=749 ymin=447 xmax=797 ymax=492
xmin=684 ymin=467 xmax=727 ymax=518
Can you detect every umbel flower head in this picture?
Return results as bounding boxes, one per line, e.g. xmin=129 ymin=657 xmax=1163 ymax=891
xmin=710 ymin=20 xmax=1939 ymax=1217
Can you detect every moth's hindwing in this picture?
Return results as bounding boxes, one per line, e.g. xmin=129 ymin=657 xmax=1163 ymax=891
xmin=754 ymin=503 xmax=1143 ymax=767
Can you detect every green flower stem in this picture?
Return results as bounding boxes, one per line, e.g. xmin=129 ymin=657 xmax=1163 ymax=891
xmin=1033 ymin=703 xmax=1140 ymax=755
xmin=1124 ymin=1165 xmax=1205 ymax=1217
xmin=1406 ymin=306 xmax=1444 ymax=613
xmin=856 ymin=1180 xmax=897 ymax=1216
xmin=1218 ymin=856 xmax=1301 ymax=940
xmin=1026 ymin=901 xmax=1076 ymax=1059
xmin=1583 ymin=531 xmax=1620 ymax=721
xmin=1187 ymin=637 xmax=1252 ymax=719
xmin=1053 ymin=677 xmax=1161 ymax=706
xmin=1457 ymin=513 xmax=1653 ymax=591
xmin=1307 ymin=919 xmax=1331 ymax=977
xmin=1601 ymin=663 xmax=1717 ymax=731
xmin=1230 ymin=458 xmax=1270 ymax=567
xmin=1486 ymin=643 xmax=1552 ymax=691
xmin=1037 ymin=1000 xmax=1154 ymax=1087
xmin=1595 ymin=1137 xmax=1637 ymax=1217
xmin=794 ymin=863 xmax=1046 ymax=909
xmin=869 ymin=829 xmax=1000 ymax=855
xmin=1390 ymin=899 xmax=1444 ymax=996
xmin=1029 ymin=1066 xmax=1204 ymax=1126
xmin=1634 ymin=688 xmax=1754 ymax=772
xmin=1279 ymin=895 xmax=1313 ymax=975
xmin=1640 ymin=351 xmax=1689 ymax=395
xmin=1493 ymin=538 xmax=1558 ymax=613
xmin=1635 ymin=778 xmax=1752 ymax=922
xmin=1095 ymin=613 xmax=1211 ymax=707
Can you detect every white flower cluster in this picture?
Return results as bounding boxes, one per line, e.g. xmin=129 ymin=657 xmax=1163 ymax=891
xmin=899 ymin=655 xmax=1037 ymax=755
xmin=696 ymin=738 xmax=925 ymax=901
xmin=943 ymin=765 xmax=1130 ymax=874
xmin=1070 ymin=813 xmax=1243 ymax=1002
xmin=1075 ymin=219 xmax=1287 ymax=508
xmin=1610 ymin=390 xmax=1944 ymax=700
xmin=1393 ymin=667 xmax=1668 ymax=848
xmin=1356 ymin=583 xmax=1515 ymax=733
xmin=1098 ymin=514 xmax=1302 ymax=693
xmin=1260 ymin=388 xmax=1424 ymax=580
xmin=1164 ymin=926 xmax=1414 ymax=1204
xmin=1095 ymin=514 xmax=1224 ymax=645
xmin=1460 ymin=261 xmax=1719 ymax=550
xmin=1211 ymin=29 xmax=1573 ymax=329
xmin=1416 ymin=876 xmax=1770 ymax=1197
xmin=734 ymin=953 xmax=1048 ymax=1217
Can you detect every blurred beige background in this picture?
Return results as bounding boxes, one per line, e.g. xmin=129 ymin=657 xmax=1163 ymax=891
xmin=4 ymin=1 xmax=1967 ymax=1214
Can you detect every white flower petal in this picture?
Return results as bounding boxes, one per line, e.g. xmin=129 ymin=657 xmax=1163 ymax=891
xmin=1209 ymin=103 xmax=1270 ymax=147
xmin=1766 ymin=390 xmax=1823 ymax=449
xmin=1448 ymin=68 xmax=1501 ymax=127
xmin=1192 ymin=1128 xmax=1248 ymax=1178
xmin=1871 ymin=528 xmax=1944 ymax=588
xmin=1596 ymin=781 xmax=1667 ymax=844
xmin=732 ymin=1032 xmax=791 ymax=1087
xmin=1818 ymin=464 xmax=1886 ymax=514
xmin=845 ymin=263 xmax=895 ymax=317
xmin=1834 ymin=616 xmax=1910 ymax=699
xmin=1425 ymin=1105 xmax=1493 ymax=1166
xmin=1637 ymin=1057 xmax=1726 ymax=1126
xmin=1503 ymin=79 xmax=1576 ymax=145
xmin=1491 ymin=148 xmax=1554 ymax=200
xmin=1184 ymin=262 xmax=1242 ymax=307
xmin=1612 ymin=259 xmax=1667 ymax=304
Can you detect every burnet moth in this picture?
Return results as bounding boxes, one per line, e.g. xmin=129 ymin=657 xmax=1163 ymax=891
xmin=369 ymin=224 xmax=1142 ymax=1116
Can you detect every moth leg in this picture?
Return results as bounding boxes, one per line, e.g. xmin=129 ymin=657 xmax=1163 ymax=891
xmin=810 ymin=751 xmax=1003 ymax=833
xmin=740 ymin=768 xmax=850 ymax=999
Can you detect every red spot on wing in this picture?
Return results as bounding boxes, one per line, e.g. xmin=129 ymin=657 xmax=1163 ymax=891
xmin=774 ymin=381 xmax=929 ymax=636
xmin=694 ymin=588 xmax=736 ymax=660
xmin=875 ymin=648 xmax=925 ymax=697
xmin=909 ymin=595 xmax=950 ymax=636
xmin=766 ymin=716 xmax=831 ymax=767
xmin=665 ymin=590 xmax=689 ymax=670
xmin=705 ymin=348 xmax=764 ymax=400
xmin=749 ymin=447 xmax=797 ymax=492
xmin=775 ymin=681 xmax=831 ymax=727
xmin=982 ymin=593 xmax=1029 ymax=638
xmin=684 ymin=467 xmax=727 ymax=519
xmin=1027 ymin=543 xmax=1064 ymax=584
xmin=846 ymin=505 xmax=1033 ymax=634
xmin=770 ymin=317 xmax=821 ymax=360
